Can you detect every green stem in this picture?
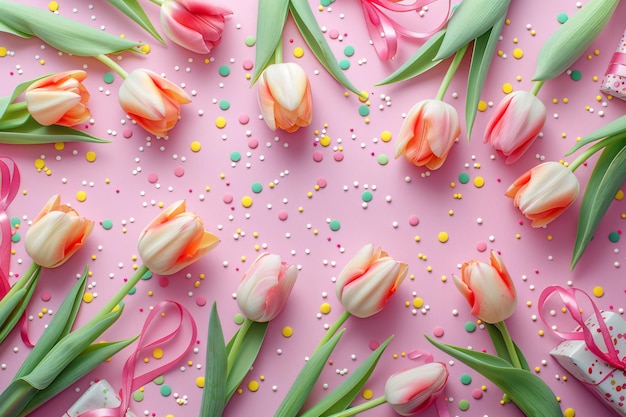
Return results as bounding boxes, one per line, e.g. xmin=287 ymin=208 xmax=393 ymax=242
xmin=94 ymin=54 xmax=129 ymax=79
xmin=326 ymin=395 xmax=387 ymax=417
xmin=435 ymin=43 xmax=468 ymax=101
xmin=274 ymin=40 xmax=283 ymax=64
xmin=0 ymin=263 xmax=39 ymax=309
xmin=226 ymin=318 xmax=253 ymax=375
xmin=530 ymin=81 xmax=544 ymax=96
xmin=315 ymin=310 xmax=351 ymax=353
xmin=90 ymin=264 xmax=149 ymax=324
xmin=148 ymin=0 xmax=163 ymax=5
xmin=494 ymin=321 xmax=522 ymax=369
xmin=568 ymin=136 xmax=615 ymax=172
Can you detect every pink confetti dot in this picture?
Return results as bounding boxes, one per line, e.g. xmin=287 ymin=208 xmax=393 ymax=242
xmin=333 ymin=152 xmax=344 ymax=162
xmin=41 ymin=291 xmax=51 ymax=302
xmin=316 ymin=177 xmax=327 ymax=188
xmin=248 ymin=138 xmax=259 ymax=149
xmin=239 ymin=114 xmax=250 ymax=124
xmin=408 ymin=215 xmax=419 ymax=226
xmin=313 ymin=151 xmax=324 ymax=162
xmin=476 ymin=241 xmax=487 ymax=252
xmin=368 ymin=340 xmax=380 ymax=351
xmin=242 ymin=60 xmax=254 ymax=70
xmin=147 ymin=173 xmax=158 ymax=184
xmin=433 ymin=326 xmax=444 ymax=337
xmin=122 ymin=128 xmax=133 ymax=138
xmin=196 ymin=296 xmax=207 ymax=307
xmin=278 ymin=210 xmax=288 ymax=221
xmin=329 ymin=29 xmax=340 ymax=39
xmin=159 ymin=277 xmax=169 ymax=287
xmin=174 ymin=166 xmax=185 ymax=177
xmin=223 ymin=193 xmax=234 ymax=204
xmin=472 ymin=389 xmax=483 ymax=399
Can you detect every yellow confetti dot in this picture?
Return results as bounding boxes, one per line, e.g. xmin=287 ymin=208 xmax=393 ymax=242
xmin=215 ymin=117 xmax=227 ymax=128
xmin=190 ymin=141 xmax=202 ymax=152
xmin=152 ymin=348 xmax=164 ymax=359
xmin=615 ymin=190 xmax=624 ymax=200
xmin=140 ymin=44 xmax=151 ymax=53
xmin=48 ymin=1 xmax=59 ymax=11
xmin=0 ymin=47 xmax=7 ymax=57
xmin=358 ymin=91 xmax=369 ymax=102
xmin=85 ymin=151 xmax=97 ymax=162
xmin=362 ymin=389 xmax=373 ymax=400
xmin=34 ymin=159 xmax=45 ymax=170
xmin=83 ymin=293 xmax=94 ymax=303
xmin=592 ymin=286 xmax=604 ymax=297
xmin=380 ymin=130 xmax=392 ymax=142
xmin=320 ymin=135 xmax=331 ymax=147
xmin=320 ymin=303 xmax=331 ymax=314
xmin=248 ymin=380 xmax=259 ymax=392
xmin=474 ymin=177 xmax=485 ymax=188
xmin=564 ymin=408 xmax=576 ymax=417
xmin=282 ymin=326 xmax=293 ymax=337
xmin=438 ymin=232 xmax=449 ymax=243
xmin=196 ymin=377 xmax=205 ymax=388
xmin=502 ymin=83 xmax=513 ymax=94
xmin=241 ymin=196 xmax=253 ymax=208
xmin=54 ymin=142 xmax=64 ymax=151
xmin=440 ymin=275 xmax=447 ymax=282
xmin=512 ymin=48 xmax=523 ymax=59
xmin=413 ymin=297 xmax=423 ymax=308
xmin=477 ymin=101 xmax=488 ymax=112
xmin=76 ymin=191 xmax=87 ymax=202
xmin=293 ymin=47 xmax=305 ymax=58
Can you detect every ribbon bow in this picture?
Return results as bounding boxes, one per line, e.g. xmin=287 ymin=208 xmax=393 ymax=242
xmin=538 ymin=285 xmax=626 ymax=371
xmin=0 ymin=156 xmax=20 ymax=300
xmin=360 ymin=0 xmax=451 ymax=60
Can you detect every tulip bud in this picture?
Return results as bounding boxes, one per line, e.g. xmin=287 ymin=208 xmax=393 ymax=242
xmin=453 ymin=250 xmax=516 ymax=323
xmin=160 ymin=0 xmax=232 ymax=54
xmin=137 ymin=200 xmax=219 ymax=275
xmin=236 ymin=253 xmax=298 ymax=322
xmin=336 ymin=244 xmax=408 ymax=318
xmin=24 ymin=70 xmax=91 ymax=127
xmin=505 ymin=161 xmax=579 ymax=228
xmin=118 ymin=69 xmax=191 ymax=138
xmin=385 ymin=362 xmax=449 ymax=416
xmin=484 ymin=91 xmax=546 ymax=165
xmin=394 ymin=99 xmax=460 ymax=170
xmin=257 ymin=63 xmax=313 ymax=132
xmin=24 ymin=195 xmax=94 ymax=268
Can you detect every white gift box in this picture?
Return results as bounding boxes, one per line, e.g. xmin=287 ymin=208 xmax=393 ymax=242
xmin=550 ymin=311 xmax=626 ymax=416
xmin=63 ymin=379 xmax=137 ymax=417
xmin=600 ymin=28 xmax=626 ymax=101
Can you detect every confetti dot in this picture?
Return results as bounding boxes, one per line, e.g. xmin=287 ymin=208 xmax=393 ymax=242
xmin=282 ymin=326 xmax=293 ymax=337
xmin=76 ymin=191 xmax=87 ymax=202
xmin=83 ymin=293 xmax=94 ymax=303
xmin=320 ymin=135 xmax=331 ymax=147
xmin=438 ymin=232 xmax=449 ymax=243
xmin=241 ymin=196 xmax=253 ymax=208
xmin=245 ymin=36 xmax=256 ymax=47
xmin=278 ymin=211 xmax=288 ymax=221
xmin=473 ymin=177 xmax=485 ymax=188
xmin=248 ymin=380 xmax=259 ymax=392
xmin=216 ymin=117 xmax=227 ymax=128
xmin=464 ymin=322 xmax=476 ymax=332
xmin=153 ymin=348 xmax=164 ymax=359
xmin=608 ymin=231 xmax=620 ymax=242
xmin=190 ymin=141 xmax=202 ymax=152
xmin=557 ymin=13 xmax=569 ymax=24
xmin=160 ymin=385 xmax=172 ymax=396
xmin=362 ymin=389 xmax=373 ymax=400
xmin=230 ymin=151 xmax=242 ymax=162
xmin=458 ymin=400 xmax=470 ymax=411
xmin=570 ymin=70 xmax=582 ymax=81
xmin=219 ymin=99 xmax=230 ymax=110
xmin=380 ymin=131 xmax=392 ymax=142
xmin=512 ymin=48 xmax=523 ymax=59
xmin=154 ymin=376 xmax=165 ymax=385
xmin=174 ymin=166 xmax=185 ymax=177
xmin=408 ymin=215 xmax=419 ymax=226
xmin=218 ymin=65 xmax=231 ymax=76
xmin=361 ymin=191 xmax=373 ymax=202
xmin=472 ymin=388 xmax=483 ymax=399
xmin=313 ymin=151 xmax=324 ymax=162
xmin=0 ymin=47 xmax=6 ymax=57
xmin=48 ymin=1 xmax=59 ymax=11
xmin=41 ymin=291 xmax=51 ymax=302
xmin=196 ymin=377 xmax=205 ymax=388
xmin=358 ymin=105 xmax=370 ymax=117
xmin=339 ymin=59 xmax=350 ymax=70
xmin=133 ymin=390 xmax=144 ymax=402
xmin=196 ymin=296 xmax=207 ymax=306
xmin=433 ymin=326 xmax=444 ymax=337
xmin=251 ymin=182 xmax=263 ymax=193
xmin=293 ymin=47 xmax=305 ymax=58
xmin=329 ymin=219 xmax=341 ymax=231
xmin=377 ymin=154 xmax=389 ymax=165
xmin=103 ymin=72 xmax=115 ymax=84
xmin=234 ymin=313 xmax=245 ymax=325
xmin=344 ymin=46 xmax=355 ymax=57
xmin=476 ymin=241 xmax=487 ymax=252
xmin=458 ymin=173 xmax=470 ymax=184
xmin=11 ymin=233 xmax=20 ymax=243
xmin=592 ymin=286 xmax=604 ymax=297
xmin=564 ymin=408 xmax=575 ymax=417
xmin=320 ymin=303 xmax=331 ymax=314
xmin=477 ymin=101 xmax=488 ymax=111
xmin=460 ymin=373 xmax=472 ymax=385
xmin=101 ymin=219 xmax=113 ymax=230
xmin=502 ymin=83 xmax=513 ymax=94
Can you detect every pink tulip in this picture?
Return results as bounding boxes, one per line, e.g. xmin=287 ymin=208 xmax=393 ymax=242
xmin=484 ymin=91 xmax=547 ymax=165
xmin=24 ymin=195 xmax=94 ymax=268
xmin=118 ymin=68 xmax=191 ymax=137
xmin=160 ymin=0 xmax=232 ymax=54
xmin=236 ymin=253 xmax=298 ymax=322
xmin=335 ymin=244 xmax=408 ymax=318
xmin=453 ymin=250 xmax=516 ymax=324
xmin=394 ymin=99 xmax=460 ymax=170
xmin=384 ymin=362 xmax=449 ymax=416
xmin=24 ymin=70 xmax=91 ymax=127
xmin=257 ymin=63 xmax=313 ymax=132
xmin=505 ymin=161 xmax=579 ymax=228
xmin=137 ymin=200 xmax=219 ymax=275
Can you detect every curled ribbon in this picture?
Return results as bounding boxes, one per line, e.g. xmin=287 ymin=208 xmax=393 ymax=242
xmin=0 ymin=156 xmax=20 ymax=300
xmin=76 ymin=300 xmax=198 ymax=417
xmin=605 ymin=51 xmax=626 ymax=78
xmin=538 ymin=285 xmax=626 ymax=371
xmin=360 ymin=0 xmax=451 ymax=60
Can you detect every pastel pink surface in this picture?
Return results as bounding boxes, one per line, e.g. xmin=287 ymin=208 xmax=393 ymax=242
xmin=1 ymin=1 xmax=626 ymax=417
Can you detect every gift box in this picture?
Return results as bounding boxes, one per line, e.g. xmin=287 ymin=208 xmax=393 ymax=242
xmin=600 ymin=28 xmax=626 ymax=101
xmin=63 ymin=379 xmax=137 ymax=417
xmin=550 ymin=311 xmax=626 ymax=416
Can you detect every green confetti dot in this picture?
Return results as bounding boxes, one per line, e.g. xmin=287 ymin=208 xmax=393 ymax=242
xmin=458 ymin=399 xmax=470 ymax=411
xmin=344 ymin=46 xmax=355 ymax=57
xmin=556 ymin=12 xmax=568 ymax=24
xmin=128 ymin=287 xmax=137 ymax=295
xmin=153 ymin=376 xmax=165 ymax=385
xmin=245 ymin=36 xmax=256 ymax=47
xmin=219 ymin=99 xmax=230 ymax=110
xmin=361 ymin=191 xmax=373 ymax=202
xmin=142 ymin=270 xmax=153 ymax=280
xmin=10 ymin=216 xmax=20 ymax=227
xmin=458 ymin=172 xmax=470 ymax=184
xmin=133 ymin=390 xmax=144 ymax=401
xmin=230 ymin=151 xmax=242 ymax=162
xmin=329 ymin=219 xmax=341 ymax=231
xmin=377 ymin=154 xmax=389 ymax=165
xmin=570 ymin=70 xmax=582 ymax=81
xmin=160 ymin=385 xmax=172 ymax=397
xmin=609 ymin=231 xmax=620 ymax=242
xmin=464 ymin=321 xmax=476 ymax=332
xmin=11 ymin=232 xmax=20 ymax=243
xmin=320 ymin=0 xmax=332 ymax=6
xmin=101 ymin=219 xmax=113 ymax=230
xmin=251 ymin=182 xmax=263 ymax=193
xmin=358 ymin=105 xmax=370 ymax=117
xmin=234 ymin=313 xmax=245 ymax=325
xmin=460 ymin=373 xmax=472 ymax=385
xmin=218 ymin=65 xmax=231 ymax=77
xmin=103 ymin=72 xmax=115 ymax=84
xmin=339 ymin=59 xmax=350 ymax=70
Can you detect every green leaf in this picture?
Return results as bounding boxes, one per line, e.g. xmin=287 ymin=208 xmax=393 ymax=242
xmin=0 ymin=379 xmax=39 ymax=417
xmin=466 ymin=14 xmax=505 ymax=140
xmin=0 ymin=117 xmax=110 ymax=145
xmin=107 ymin=0 xmax=165 ymax=44
xmin=426 ymin=336 xmax=563 ymax=417
xmin=225 ymin=320 xmax=269 ymax=399
xmin=201 ymin=302 xmax=227 ymax=417
xmin=274 ymin=329 xmax=345 ymax=417
xmin=485 ymin=323 xmax=529 ymax=371
xmin=571 ymin=138 xmax=626 ymax=268
xmin=566 ymin=115 xmax=626 ymax=155
xmin=376 ymin=30 xmax=446 ymax=86
xmin=532 ymin=0 xmax=619 ymax=81
xmin=299 ymin=335 xmax=393 ymax=417
xmin=18 ymin=337 xmax=138 ymax=417
xmin=251 ymin=0 xmax=290 ymax=85
xmin=0 ymin=1 xmax=144 ymax=56
xmin=434 ymin=0 xmax=510 ymax=60
xmin=289 ymin=0 xmax=363 ymax=97
xmin=0 ymin=267 xmax=41 ymax=345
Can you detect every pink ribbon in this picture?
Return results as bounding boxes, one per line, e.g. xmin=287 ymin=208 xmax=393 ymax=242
xmin=76 ymin=300 xmax=198 ymax=417
xmin=0 ymin=156 xmax=20 ymax=300
xmin=360 ymin=0 xmax=451 ymax=60
xmin=538 ymin=286 xmax=626 ymax=371
xmin=605 ymin=51 xmax=626 ymax=77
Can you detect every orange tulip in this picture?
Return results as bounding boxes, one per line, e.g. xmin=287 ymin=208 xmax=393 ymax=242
xmin=24 ymin=195 xmax=94 ymax=268
xmin=24 ymin=70 xmax=91 ymax=127
xmin=394 ymin=99 xmax=460 ymax=170
xmin=118 ymin=69 xmax=191 ymax=137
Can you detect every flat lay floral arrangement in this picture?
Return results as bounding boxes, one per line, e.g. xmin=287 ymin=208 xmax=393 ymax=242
xmin=0 ymin=0 xmax=626 ymax=417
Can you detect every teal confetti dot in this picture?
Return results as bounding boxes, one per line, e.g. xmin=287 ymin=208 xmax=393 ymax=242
xmin=358 ymin=105 xmax=370 ymax=117
xmin=458 ymin=173 xmax=470 ymax=184
xmin=320 ymin=0 xmax=332 ymax=6
xmin=10 ymin=216 xmax=20 ymax=227
xmin=142 ymin=270 xmax=153 ymax=280
xmin=153 ymin=375 xmax=165 ymax=385
xmin=230 ymin=151 xmax=242 ymax=162
xmin=251 ymin=182 xmax=263 ymax=193
xmin=234 ymin=313 xmax=245 ymax=325
xmin=128 ymin=287 xmax=137 ymax=295
xmin=245 ymin=36 xmax=256 ymax=47
xmin=103 ymin=72 xmax=115 ymax=84
xmin=218 ymin=65 xmax=231 ymax=77
xmin=458 ymin=399 xmax=470 ymax=411
xmin=101 ymin=219 xmax=113 ymax=230
xmin=464 ymin=321 xmax=476 ymax=332
xmin=570 ymin=70 xmax=582 ymax=81
xmin=329 ymin=219 xmax=341 ymax=231
xmin=339 ymin=59 xmax=350 ymax=70
xmin=219 ymin=99 xmax=230 ymax=110
xmin=609 ymin=231 xmax=620 ymax=242
xmin=133 ymin=390 xmax=144 ymax=401
xmin=556 ymin=13 xmax=568 ymax=24
xmin=160 ymin=385 xmax=172 ymax=397
xmin=11 ymin=232 xmax=20 ymax=243
xmin=460 ymin=373 xmax=472 ymax=385
xmin=362 ymin=191 xmax=373 ymax=202
xmin=344 ymin=46 xmax=355 ymax=57
xmin=377 ymin=154 xmax=389 ymax=165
